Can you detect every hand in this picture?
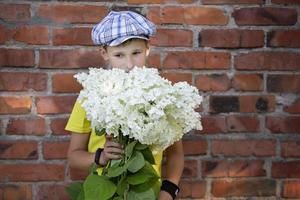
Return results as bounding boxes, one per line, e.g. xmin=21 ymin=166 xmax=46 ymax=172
xmin=99 ymin=134 xmax=123 ymax=166
xmin=158 ymin=190 xmax=173 ymax=200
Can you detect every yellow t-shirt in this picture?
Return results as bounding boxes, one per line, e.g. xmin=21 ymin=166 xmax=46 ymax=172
xmin=65 ymin=100 xmax=163 ymax=175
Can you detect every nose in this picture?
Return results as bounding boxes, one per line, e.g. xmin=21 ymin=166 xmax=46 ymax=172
xmin=127 ymin=56 xmax=134 ymax=70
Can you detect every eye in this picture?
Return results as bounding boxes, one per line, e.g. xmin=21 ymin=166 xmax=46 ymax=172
xmin=133 ymin=51 xmax=142 ymax=55
xmin=114 ymin=53 xmax=124 ymax=58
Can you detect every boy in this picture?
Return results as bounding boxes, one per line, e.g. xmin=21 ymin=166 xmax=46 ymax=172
xmin=66 ymin=11 xmax=184 ymax=200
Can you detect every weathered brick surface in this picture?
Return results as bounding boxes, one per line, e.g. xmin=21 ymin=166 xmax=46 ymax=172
xmin=1 ymin=1 xmax=299 ymax=199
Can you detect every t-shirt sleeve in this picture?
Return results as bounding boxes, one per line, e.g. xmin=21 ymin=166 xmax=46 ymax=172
xmin=65 ymin=100 xmax=92 ymax=133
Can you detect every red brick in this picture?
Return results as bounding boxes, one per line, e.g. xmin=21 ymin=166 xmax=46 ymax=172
xmin=160 ymin=72 xmax=192 ymax=84
xmin=0 ymin=25 xmax=15 ymax=44
xmin=272 ymin=0 xmax=300 ymax=4
xmin=0 ymin=164 xmax=65 ymax=181
xmin=282 ymin=181 xmax=300 ymax=198
xmin=268 ymin=30 xmax=300 ymax=48
xmin=282 ymin=141 xmax=300 ymax=157
xmin=284 ymin=98 xmax=300 ymax=114
xmin=178 ymin=180 xmax=206 ymax=198
xmin=209 ymin=95 xmax=275 ymax=113
xmin=0 ymin=185 xmax=32 ymax=200
xmin=272 ymin=161 xmax=300 ymax=178
xmin=37 ymin=184 xmax=69 ymax=200
xmin=239 ymin=95 xmax=276 ymax=113
xmin=226 ymin=115 xmax=260 ymax=132
xmin=203 ymin=0 xmax=264 ymax=4
xmin=0 ymin=72 xmax=47 ymax=92
xmin=267 ymin=75 xmax=300 ymax=93
xmin=0 ymin=141 xmax=37 ymax=159
xmin=199 ymin=116 xmax=227 ymax=134
xmin=212 ymin=139 xmax=276 ymax=157
xmin=53 ymin=27 xmax=93 ymax=45
xmin=233 ymin=8 xmax=297 ymax=25
xmin=209 ymin=96 xmax=239 ymax=113
xmin=200 ymin=29 xmax=264 ymax=48
xmin=235 ymin=52 xmax=300 ymax=71
xmin=162 ymin=7 xmax=228 ymax=25
xmin=0 ymin=4 xmax=31 ymax=22
xmin=6 ymin=118 xmax=46 ymax=136
xmin=14 ymin=26 xmax=49 ymax=45
xmin=266 ymin=116 xmax=300 ymax=133
xmin=151 ymin=29 xmax=192 ymax=47
xmin=0 ymin=49 xmax=34 ymax=67
xmin=37 ymin=5 xmax=108 ymax=23
xmin=0 ymin=96 xmax=32 ymax=114
xmin=182 ymin=160 xmax=198 ymax=178
xmin=50 ymin=118 xmax=69 ymax=135
xmin=147 ymin=7 xmax=162 ymax=25
xmin=36 ymin=96 xmax=77 ymax=114
xmin=70 ymin=168 xmax=89 ymax=180
xmin=163 ymin=51 xmax=230 ymax=69
xmin=43 ymin=141 xmax=69 ymax=159
xmin=183 ymin=139 xmax=207 ymax=155
xmin=39 ymin=49 xmax=105 ymax=69
xmin=195 ymin=74 xmax=231 ymax=92
xmin=147 ymin=53 xmax=160 ymax=68
xmin=128 ymin=0 xmax=165 ymax=4
xmin=203 ymin=160 xmax=266 ymax=177
xmin=52 ymin=73 xmax=82 ymax=93
xmin=233 ymin=74 xmax=263 ymax=91
xmin=212 ymin=179 xmax=276 ymax=197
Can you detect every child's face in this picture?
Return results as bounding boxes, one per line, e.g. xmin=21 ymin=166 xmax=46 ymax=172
xmin=101 ymin=39 xmax=150 ymax=70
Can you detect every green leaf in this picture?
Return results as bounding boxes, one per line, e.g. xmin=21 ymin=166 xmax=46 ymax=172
xmin=95 ymin=127 xmax=106 ymax=136
xmin=116 ymin=175 xmax=129 ymax=196
xmin=135 ymin=142 xmax=148 ymax=150
xmin=76 ymin=190 xmax=84 ymax=200
xmin=111 ymin=158 xmax=122 ymax=167
xmin=127 ymin=188 xmax=156 ymax=200
xmin=132 ymin=178 xmax=161 ymax=198
xmin=141 ymin=147 xmax=155 ymax=164
xmin=127 ymin=162 xmax=159 ymax=185
xmin=128 ymin=151 xmax=145 ymax=173
xmin=113 ymin=196 xmax=123 ymax=200
xmin=125 ymin=140 xmax=137 ymax=158
xmin=83 ymin=174 xmax=116 ymax=200
xmin=107 ymin=160 xmax=131 ymax=178
xmin=65 ymin=182 xmax=83 ymax=200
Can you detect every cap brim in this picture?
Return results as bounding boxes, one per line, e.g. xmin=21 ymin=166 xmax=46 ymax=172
xmin=108 ymin=35 xmax=149 ymax=46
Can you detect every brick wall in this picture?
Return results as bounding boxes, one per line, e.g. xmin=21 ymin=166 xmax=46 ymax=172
xmin=0 ymin=0 xmax=300 ymax=199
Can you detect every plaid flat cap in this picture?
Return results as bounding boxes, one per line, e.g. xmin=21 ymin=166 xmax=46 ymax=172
xmin=91 ymin=11 xmax=156 ymax=46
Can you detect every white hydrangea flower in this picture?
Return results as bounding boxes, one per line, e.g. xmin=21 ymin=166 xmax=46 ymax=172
xmin=75 ymin=66 xmax=203 ymax=152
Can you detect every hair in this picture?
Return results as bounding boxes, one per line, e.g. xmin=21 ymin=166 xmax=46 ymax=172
xmin=102 ymin=38 xmax=149 ymax=51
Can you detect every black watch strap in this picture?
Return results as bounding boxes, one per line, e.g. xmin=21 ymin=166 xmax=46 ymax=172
xmin=161 ymin=180 xmax=180 ymax=199
xmin=94 ymin=148 xmax=104 ymax=165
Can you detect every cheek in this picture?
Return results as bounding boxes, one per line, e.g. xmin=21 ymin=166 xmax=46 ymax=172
xmin=110 ymin=58 xmax=127 ymax=69
xmin=133 ymin=54 xmax=147 ymax=66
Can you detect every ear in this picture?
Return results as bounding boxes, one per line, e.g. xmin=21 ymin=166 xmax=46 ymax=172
xmin=100 ymin=47 xmax=109 ymax=61
xmin=145 ymin=42 xmax=150 ymax=57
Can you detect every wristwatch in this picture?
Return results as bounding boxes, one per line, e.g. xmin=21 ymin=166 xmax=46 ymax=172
xmin=161 ymin=180 xmax=180 ymax=199
xmin=94 ymin=148 xmax=104 ymax=166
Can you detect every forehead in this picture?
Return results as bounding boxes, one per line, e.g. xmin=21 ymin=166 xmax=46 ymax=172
xmin=106 ymin=39 xmax=148 ymax=53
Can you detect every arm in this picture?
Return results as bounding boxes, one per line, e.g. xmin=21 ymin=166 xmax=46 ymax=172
xmin=67 ymin=132 xmax=94 ymax=171
xmin=67 ymin=132 xmax=123 ymax=172
xmin=158 ymin=140 xmax=184 ymax=200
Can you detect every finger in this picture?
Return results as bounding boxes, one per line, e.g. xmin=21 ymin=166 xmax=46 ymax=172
xmin=105 ymin=141 xmax=123 ymax=149
xmin=105 ymin=147 xmax=124 ymax=155
xmin=105 ymin=134 xmax=113 ymax=140
xmin=105 ymin=152 xmax=123 ymax=160
xmin=109 ymin=154 xmax=122 ymax=160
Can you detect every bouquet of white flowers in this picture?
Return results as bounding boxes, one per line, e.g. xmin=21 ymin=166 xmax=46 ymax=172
xmin=66 ymin=67 xmax=202 ymax=200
